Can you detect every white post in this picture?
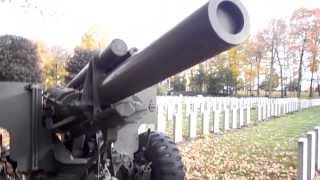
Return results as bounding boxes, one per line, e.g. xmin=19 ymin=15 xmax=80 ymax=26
xmin=239 ymin=107 xmax=244 ymax=128
xmin=270 ymin=101 xmax=274 ymax=117
xmin=202 ymin=112 xmax=210 ymax=135
xmin=224 ymin=108 xmax=230 ymax=130
xmin=257 ymin=105 xmax=262 ymax=121
xmin=268 ymin=102 xmax=272 ymax=119
xmin=290 ymin=102 xmax=293 ymax=112
xmin=167 ymin=101 xmax=174 ymax=121
xmin=232 ymin=107 xmax=237 ymax=129
xmin=273 ymin=101 xmax=277 ymax=117
xmin=315 ymin=127 xmax=320 ymax=171
xmin=174 ymin=99 xmax=183 ymax=143
xmin=298 ymin=137 xmax=308 ymax=180
xmin=273 ymin=102 xmax=276 ymax=116
xmin=263 ymin=103 xmax=267 ymax=120
xmin=266 ymin=102 xmax=270 ymax=120
xmin=156 ymin=102 xmax=167 ymax=133
xmin=288 ymin=101 xmax=291 ymax=112
xmin=307 ymin=131 xmax=316 ymax=180
xmin=246 ymin=105 xmax=251 ymax=125
xmin=202 ymin=103 xmax=211 ymax=135
xmin=213 ymin=109 xmax=221 ymax=133
xmin=189 ymin=103 xmax=198 ymax=139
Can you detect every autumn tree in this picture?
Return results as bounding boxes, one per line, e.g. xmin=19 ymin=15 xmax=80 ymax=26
xmin=80 ymin=32 xmax=100 ymax=50
xmin=251 ymin=32 xmax=268 ymax=97
xmin=240 ymin=40 xmax=257 ymax=96
xmin=287 ymin=79 xmax=299 ymax=92
xmin=38 ymin=42 xmax=68 ymax=88
xmin=189 ymin=64 xmax=208 ymax=93
xmin=306 ymin=9 xmax=320 ymax=97
xmin=272 ymin=19 xmax=288 ymax=98
xmin=80 ymin=26 xmax=110 ymax=50
xmin=259 ymin=19 xmax=287 ymax=97
xmin=290 ymin=8 xmax=313 ymax=97
xmin=207 ymin=67 xmax=235 ymax=96
xmin=66 ymin=28 xmax=107 ymax=82
xmin=228 ymin=48 xmax=240 ymax=94
xmin=227 ymin=47 xmax=245 ymax=95
xmin=171 ymin=75 xmax=186 ymax=92
xmin=260 ymin=72 xmax=280 ymax=92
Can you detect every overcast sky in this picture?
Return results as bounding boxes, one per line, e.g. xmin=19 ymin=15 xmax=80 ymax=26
xmin=0 ymin=0 xmax=319 ymax=50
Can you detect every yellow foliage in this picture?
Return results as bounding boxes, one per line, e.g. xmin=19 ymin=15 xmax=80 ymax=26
xmin=80 ymin=33 xmax=98 ymax=50
xmin=228 ymin=48 xmax=242 ymax=79
xmin=79 ymin=26 xmax=110 ymax=50
xmin=37 ymin=41 xmax=67 ymax=89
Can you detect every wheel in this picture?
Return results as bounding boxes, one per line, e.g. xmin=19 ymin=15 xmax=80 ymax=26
xmin=137 ymin=131 xmax=185 ymax=180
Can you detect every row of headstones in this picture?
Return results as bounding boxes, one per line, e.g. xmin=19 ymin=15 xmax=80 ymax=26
xmin=256 ymin=98 xmax=301 ymax=121
xmin=156 ymin=96 xmax=310 ymax=143
xmin=298 ymin=127 xmax=320 ymax=180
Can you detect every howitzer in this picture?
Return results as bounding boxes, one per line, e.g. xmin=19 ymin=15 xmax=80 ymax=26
xmin=0 ymin=0 xmax=249 ymax=179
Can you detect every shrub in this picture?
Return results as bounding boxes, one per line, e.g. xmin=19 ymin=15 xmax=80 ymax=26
xmin=0 ymin=35 xmax=42 ymax=82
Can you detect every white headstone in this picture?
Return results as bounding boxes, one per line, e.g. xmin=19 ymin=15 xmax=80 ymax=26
xmin=213 ymin=110 xmax=220 ymax=133
xmin=263 ymin=104 xmax=267 ymax=120
xmin=224 ymin=108 xmax=230 ymax=130
xmin=203 ymin=111 xmax=210 ymax=135
xmin=307 ymin=131 xmax=316 ymax=180
xmin=189 ymin=111 xmax=197 ymax=138
xmin=314 ymin=127 xmax=320 ymax=171
xmin=156 ymin=102 xmax=167 ymax=133
xmin=257 ymin=105 xmax=262 ymax=121
xmin=174 ymin=100 xmax=183 ymax=143
xmin=266 ymin=103 xmax=270 ymax=120
xmin=298 ymin=137 xmax=308 ymax=180
xmin=246 ymin=106 xmax=251 ymax=125
xmin=239 ymin=107 xmax=244 ymax=128
xmin=232 ymin=108 xmax=237 ymax=129
xmin=167 ymin=100 xmax=175 ymax=121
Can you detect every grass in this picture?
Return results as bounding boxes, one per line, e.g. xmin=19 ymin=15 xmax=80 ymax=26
xmin=179 ymin=106 xmax=320 ymax=180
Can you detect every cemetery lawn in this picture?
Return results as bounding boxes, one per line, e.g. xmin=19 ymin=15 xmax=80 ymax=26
xmin=179 ymin=106 xmax=320 ymax=180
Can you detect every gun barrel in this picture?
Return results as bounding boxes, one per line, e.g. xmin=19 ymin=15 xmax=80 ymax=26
xmin=66 ymin=39 xmax=128 ymax=88
xmin=99 ymin=0 xmax=250 ymax=104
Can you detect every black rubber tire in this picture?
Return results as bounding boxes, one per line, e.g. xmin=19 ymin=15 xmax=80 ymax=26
xmin=138 ymin=131 xmax=185 ymax=180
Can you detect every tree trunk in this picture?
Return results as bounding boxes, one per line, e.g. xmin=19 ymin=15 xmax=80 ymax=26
xmin=309 ymin=54 xmax=317 ymax=97
xmin=250 ymin=63 xmax=253 ymax=96
xmin=309 ymin=71 xmax=314 ymax=97
xmin=297 ymin=37 xmax=306 ymax=98
xmin=268 ymin=38 xmax=275 ymax=97
xmin=256 ymin=56 xmax=260 ymax=97
xmin=275 ymin=49 xmax=284 ymax=98
xmin=317 ymin=74 xmax=320 ymax=96
xmin=234 ymin=81 xmax=238 ymax=96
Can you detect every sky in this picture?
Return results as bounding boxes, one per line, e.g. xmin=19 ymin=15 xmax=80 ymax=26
xmin=0 ymin=0 xmax=320 ymax=51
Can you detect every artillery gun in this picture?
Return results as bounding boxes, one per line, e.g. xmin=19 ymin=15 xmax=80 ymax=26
xmin=0 ymin=0 xmax=249 ymax=179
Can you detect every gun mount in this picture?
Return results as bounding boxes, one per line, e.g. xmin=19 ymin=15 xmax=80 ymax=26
xmin=0 ymin=0 xmax=249 ymax=179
